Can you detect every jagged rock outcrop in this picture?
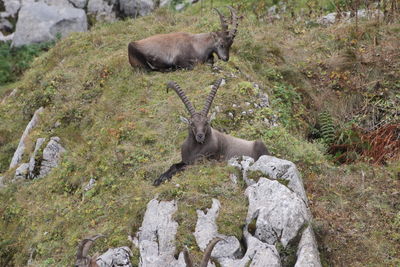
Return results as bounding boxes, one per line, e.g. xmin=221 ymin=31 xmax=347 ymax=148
xmin=1 ymin=0 xmax=200 ymax=46
xmin=194 ymin=199 xmax=242 ymax=260
xmin=317 ymin=9 xmax=384 ymax=25
xmin=38 ymin=137 xmax=66 ymax=178
xmin=9 ymin=107 xmax=44 ymax=169
xmin=11 ymin=1 xmax=87 ymax=47
xmin=228 ymin=156 xmax=322 ymax=267
xmin=12 ymin=136 xmax=65 ymax=181
xmin=96 ymin=247 xmax=133 ymax=267
xmin=119 ymin=0 xmax=155 ymax=17
xmin=245 ymin=178 xmax=310 ymax=246
xmin=133 ymin=155 xmax=321 ymax=267
xmin=132 ymin=198 xmax=186 ymax=267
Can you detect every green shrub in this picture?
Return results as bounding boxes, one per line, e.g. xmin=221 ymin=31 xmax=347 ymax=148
xmin=0 ymin=40 xmax=56 ymax=85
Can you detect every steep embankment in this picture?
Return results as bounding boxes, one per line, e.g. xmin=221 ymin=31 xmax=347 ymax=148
xmin=0 ymin=3 xmax=399 ymax=266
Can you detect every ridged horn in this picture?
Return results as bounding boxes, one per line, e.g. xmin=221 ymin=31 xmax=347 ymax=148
xmin=199 ymin=237 xmax=223 ymax=267
xmin=227 ymin=6 xmax=239 ymax=39
xmin=214 ymin=8 xmax=229 ymax=35
xmin=183 ymin=246 xmax=194 ymax=267
xmin=167 ymin=81 xmax=196 ymax=116
xmin=202 ymin=78 xmax=223 ymax=116
xmin=76 ymin=234 xmax=104 ymax=260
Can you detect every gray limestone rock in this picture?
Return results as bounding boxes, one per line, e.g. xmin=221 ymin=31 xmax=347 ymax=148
xmin=194 ymin=199 xmax=241 ymax=259
xmin=96 ymin=247 xmax=133 ymax=267
xmin=119 ymin=0 xmax=155 ymax=17
xmin=249 ymin=155 xmax=308 ymax=203
xmin=87 ymin=0 xmax=117 ymax=22
xmin=3 ymin=0 xmax=21 ymax=17
xmin=9 ymin=107 xmax=44 ymax=169
xmin=14 ymin=163 xmax=29 ymax=181
xmin=12 ymin=1 xmax=87 ymax=47
xmin=245 ymin=178 xmax=310 ymax=247
xmin=132 ymin=198 xmax=186 ymax=267
xmin=38 ymin=137 xmax=66 ymax=178
xmin=28 ymin=138 xmax=46 ymax=178
xmin=295 ymin=226 xmax=322 ymax=267
xmin=69 ymin=0 xmax=88 ymax=9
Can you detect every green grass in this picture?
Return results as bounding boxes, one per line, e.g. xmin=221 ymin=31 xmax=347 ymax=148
xmin=0 ymin=1 xmax=399 ymax=266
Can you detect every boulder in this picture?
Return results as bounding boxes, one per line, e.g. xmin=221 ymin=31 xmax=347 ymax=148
xmin=38 ymin=137 xmax=66 ymax=178
xmin=132 ymin=198 xmax=186 ymax=267
xmin=9 ymin=107 xmax=44 ymax=169
xmin=248 ymin=155 xmax=308 ymax=203
xmin=96 ymin=247 xmax=133 ymax=267
xmin=87 ymin=0 xmax=117 ymax=22
xmin=14 ymin=163 xmax=29 ymax=181
xmin=11 ymin=1 xmax=87 ymax=47
xmin=194 ymin=199 xmax=242 ymax=260
xmin=2 ymin=0 xmax=21 ymax=17
xmin=295 ymin=226 xmax=322 ymax=267
xmin=245 ymin=178 xmax=310 ymax=247
xmin=28 ymin=137 xmax=46 ymax=178
xmin=119 ymin=0 xmax=155 ymax=17
xmin=69 ymin=0 xmax=88 ymax=9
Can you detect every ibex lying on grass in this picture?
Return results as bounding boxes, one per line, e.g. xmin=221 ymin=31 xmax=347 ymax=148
xmin=184 ymin=237 xmax=223 ymax=267
xmin=75 ymin=234 xmax=104 ymax=267
xmin=128 ymin=7 xmax=239 ymax=71
xmin=153 ymin=79 xmax=269 ymax=186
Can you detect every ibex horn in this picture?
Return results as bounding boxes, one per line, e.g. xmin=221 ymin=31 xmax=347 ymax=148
xmin=76 ymin=234 xmax=104 ymax=260
xmin=227 ymin=6 xmax=239 ymax=39
xmin=199 ymin=237 xmax=223 ymax=267
xmin=202 ymin=78 xmax=223 ymax=116
xmin=167 ymin=81 xmax=196 ymax=116
xmin=214 ymin=8 xmax=229 ymax=35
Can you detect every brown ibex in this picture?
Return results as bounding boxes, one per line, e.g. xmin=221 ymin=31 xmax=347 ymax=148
xmin=153 ymin=79 xmax=269 ymax=186
xmin=184 ymin=237 xmax=223 ymax=267
xmin=128 ymin=7 xmax=239 ymax=71
xmin=75 ymin=234 xmax=104 ymax=267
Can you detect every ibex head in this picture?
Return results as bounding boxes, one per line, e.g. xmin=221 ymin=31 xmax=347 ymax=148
xmin=167 ymin=79 xmax=223 ymax=144
xmin=213 ymin=6 xmax=239 ymax=61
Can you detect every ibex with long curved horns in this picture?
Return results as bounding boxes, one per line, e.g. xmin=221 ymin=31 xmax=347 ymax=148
xmin=75 ymin=234 xmax=104 ymax=267
xmin=153 ymin=79 xmax=269 ymax=186
xmin=128 ymin=7 xmax=239 ymax=71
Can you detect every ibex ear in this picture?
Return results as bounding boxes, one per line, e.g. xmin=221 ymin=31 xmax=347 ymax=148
xmin=208 ymin=112 xmax=216 ymax=123
xmin=180 ymin=116 xmax=190 ymax=124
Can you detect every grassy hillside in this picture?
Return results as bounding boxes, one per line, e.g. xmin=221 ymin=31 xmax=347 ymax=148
xmin=0 ymin=1 xmax=399 ymax=266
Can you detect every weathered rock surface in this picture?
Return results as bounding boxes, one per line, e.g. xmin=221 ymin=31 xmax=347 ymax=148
xmin=194 ymin=199 xmax=241 ymax=259
xmin=119 ymin=0 xmax=155 ymax=17
xmin=246 ymin=178 xmax=310 ymax=246
xmin=249 ymin=155 xmax=308 ymax=203
xmin=87 ymin=0 xmax=117 ymax=22
xmin=9 ymin=107 xmax=44 ymax=169
xmin=96 ymin=247 xmax=133 ymax=267
xmin=317 ymin=9 xmax=384 ymax=25
xmin=28 ymin=137 xmax=46 ymax=178
xmin=14 ymin=163 xmax=29 ymax=181
xmin=294 ymin=226 xmax=321 ymax=267
xmin=11 ymin=1 xmax=87 ymax=47
xmin=38 ymin=137 xmax=66 ymax=178
xmin=69 ymin=0 xmax=88 ymax=9
xmin=132 ymin=198 xmax=186 ymax=267
xmin=2 ymin=0 xmax=21 ymax=17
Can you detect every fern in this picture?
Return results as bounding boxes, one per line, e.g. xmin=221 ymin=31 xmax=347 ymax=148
xmin=318 ymin=111 xmax=335 ymax=145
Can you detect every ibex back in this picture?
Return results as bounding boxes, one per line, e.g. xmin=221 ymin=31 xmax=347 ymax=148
xmin=128 ymin=7 xmax=239 ymax=71
xmin=154 ymin=79 xmax=269 ymax=186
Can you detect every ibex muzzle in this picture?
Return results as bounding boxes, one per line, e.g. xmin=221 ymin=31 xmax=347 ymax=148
xmin=154 ymin=79 xmax=269 ymax=186
xmin=128 ymin=7 xmax=240 ymax=71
